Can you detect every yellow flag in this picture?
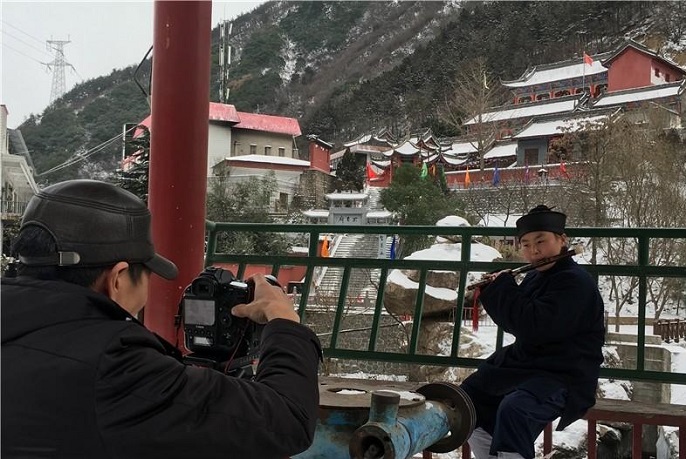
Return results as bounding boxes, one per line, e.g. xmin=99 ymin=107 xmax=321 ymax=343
xmin=465 ymin=167 xmax=471 ymax=188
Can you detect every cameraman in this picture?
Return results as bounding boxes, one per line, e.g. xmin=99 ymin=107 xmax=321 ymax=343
xmin=1 ymin=180 xmax=322 ymax=459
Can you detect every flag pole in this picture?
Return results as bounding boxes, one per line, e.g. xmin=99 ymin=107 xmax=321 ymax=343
xmin=582 ymin=52 xmax=586 ymax=95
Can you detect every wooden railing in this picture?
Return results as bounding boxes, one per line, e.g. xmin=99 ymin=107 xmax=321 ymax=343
xmin=654 ymin=319 xmax=686 ymax=343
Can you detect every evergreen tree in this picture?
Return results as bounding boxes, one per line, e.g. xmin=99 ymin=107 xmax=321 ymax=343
xmin=114 ymin=126 xmax=150 ymax=203
xmin=335 ymin=150 xmax=364 ymax=192
xmin=380 ymin=164 xmax=465 ymax=257
xmin=206 ymin=171 xmax=291 ymax=256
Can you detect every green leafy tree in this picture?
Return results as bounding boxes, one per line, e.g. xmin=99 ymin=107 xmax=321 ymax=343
xmin=334 ymin=150 xmax=364 ymax=192
xmin=380 ymin=164 xmax=465 ymax=257
xmin=114 ymin=126 xmax=150 ymax=203
xmin=206 ymin=171 xmax=291 ymax=255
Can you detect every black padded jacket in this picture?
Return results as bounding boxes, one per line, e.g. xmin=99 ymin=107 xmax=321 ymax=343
xmin=1 ymin=276 xmax=321 ymax=459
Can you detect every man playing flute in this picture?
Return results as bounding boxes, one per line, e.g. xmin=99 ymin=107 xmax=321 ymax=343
xmin=460 ymin=205 xmax=605 ymax=459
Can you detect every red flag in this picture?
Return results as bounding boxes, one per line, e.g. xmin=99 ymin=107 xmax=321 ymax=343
xmin=464 ymin=167 xmax=471 ymax=188
xmin=472 ymin=287 xmax=481 ymax=332
xmin=560 ymin=159 xmax=569 ymax=178
xmin=366 ymin=163 xmax=378 ymax=180
xmin=583 ymin=52 xmax=593 ymax=66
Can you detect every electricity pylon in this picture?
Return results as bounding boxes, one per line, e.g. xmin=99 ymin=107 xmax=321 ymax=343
xmin=46 ymin=39 xmax=75 ymax=104
xmin=218 ymin=21 xmax=232 ymax=103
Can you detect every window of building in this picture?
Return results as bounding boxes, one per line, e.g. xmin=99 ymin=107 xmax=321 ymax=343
xmin=264 ymin=146 xmax=272 ymax=155
xmin=594 ymin=84 xmax=607 ymax=97
xmin=554 ymin=90 xmax=570 ymax=98
xmin=524 ymin=148 xmax=538 ymax=166
xmin=518 ymin=96 xmax=532 ymax=103
xmin=666 ymin=74 xmax=671 ymax=82
xmin=278 ymin=192 xmax=288 ymax=211
xmin=536 ymin=93 xmax=550 ymax=101
xmin=278 ymin=147 xmax=285 ymax=157
xmin=654 ymin=68 xmax=660 ymax=77
xmin=232 ymin=141 xmax=240 ymax=156
xmin=292 ymin=148 xmax=299 ymax=158
xmin=250 ymin=144 xmax=257 ymax=155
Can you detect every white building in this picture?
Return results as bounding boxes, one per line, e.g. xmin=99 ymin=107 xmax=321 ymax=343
xmin=1 ymin=105 xmax=39 ymax=218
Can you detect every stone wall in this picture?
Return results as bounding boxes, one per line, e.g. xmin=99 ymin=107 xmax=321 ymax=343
xmin=456 ymin=183 xmax=595 ymax=226
xmin=606 ymin=333 xmax=672 ymax=455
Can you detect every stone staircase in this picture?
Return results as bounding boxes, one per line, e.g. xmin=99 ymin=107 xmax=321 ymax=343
xmin=316 ymin=233 xmax=385 ymax=300
xmin=366 ymin=186 xmax=383 ymax=210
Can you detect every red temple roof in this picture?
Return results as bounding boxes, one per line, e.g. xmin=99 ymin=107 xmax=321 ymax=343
xmin=234 ymin=111 xmax=301 ymax=136
xmin=135 ymin=103 xmax=300 ymax=137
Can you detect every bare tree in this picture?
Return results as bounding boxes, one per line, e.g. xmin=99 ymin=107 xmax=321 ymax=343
xmin=558 ymin=106 xmax=686 ymax=326
xmin=441 ymin=58 xmax=507 ymax=171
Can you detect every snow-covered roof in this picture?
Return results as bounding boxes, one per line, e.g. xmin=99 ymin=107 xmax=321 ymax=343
xmin=390 ymin=140 xmax=420 ymax=156
xmin=441 ymin=155 xmax=468 ymax=166
xmin=502 ymin=57 xmax=606 ymax=88
xmin=371 ymin=159 xmax=390 ymax=168
xmin=443 ymin=141 xmax=478 ymax=156
xmin=404 ymin=241 xmax=502 ymax=263
xmin=436 ymin=215 xmax=470 ymax=227
xmin=463 ymin=97 xmax=580 ymax=125
xmin=306 ymin=134 xmax=333 ymax=149
xmin=477 ymin=214 xmax=521 ymax=228
xmin=325 ymin=192 xmax=369 ymax=201
xmin=484 ymin=142 xmax=517 ymax=159
xmin=592 ymin=82 xmax=684 ymax=107
xmin=331 ymin=144 xmax=392 ymax=161
xmin=343 ymin=133 xmax=395 ymax=148
xmin=513 ymin=115 xmax=608 ymax=139
xmin=344 ymin=133 xmax=373 ymax=147
xmin=222 ymin=154 xmax=310 ymax=167
xmin=302 ymin=210 xmax=329 ymax=218
xmin=367 ymin=210 xmax=392 ymax=218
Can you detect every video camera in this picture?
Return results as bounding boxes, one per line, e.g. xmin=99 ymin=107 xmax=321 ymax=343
xmin=181 ymin=267 xmax=279 ymax=376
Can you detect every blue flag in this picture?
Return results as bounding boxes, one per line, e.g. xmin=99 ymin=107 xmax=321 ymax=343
xmin=390 ymin=236 xmax=397 ymax=259
xmin=492 ymin=166 xmax=501 ymax=186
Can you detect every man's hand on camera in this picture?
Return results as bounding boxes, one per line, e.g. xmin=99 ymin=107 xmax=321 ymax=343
xmin=231 ymin=274 xmax=300 ymax=324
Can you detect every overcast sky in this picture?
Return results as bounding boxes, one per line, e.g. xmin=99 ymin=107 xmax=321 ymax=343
xmin=1 ymin=1 xmax=264 ymax=128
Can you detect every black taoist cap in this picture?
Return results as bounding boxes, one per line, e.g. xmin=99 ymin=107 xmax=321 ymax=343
xmin=516 ymin=205 xmax=567 ymax=240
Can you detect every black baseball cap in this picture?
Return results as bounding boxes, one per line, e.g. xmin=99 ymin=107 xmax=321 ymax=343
xmin=516 ymin=205 xmax=567 ymax=240
xmin=18 ymin=180 xmax=178 ymax=280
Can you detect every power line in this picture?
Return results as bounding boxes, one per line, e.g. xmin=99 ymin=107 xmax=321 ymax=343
xmin=72 ymin=67 xmax=85 ymax=82
xmin=2 ymin=43 xmax=48 ymax=66
xmin=37 ymin=125 xmax=139 ymax=177
xmin=1 ymin=20 xmax=46 ymax=46
xmin=2 ymin=29 xmax=54 ymax=58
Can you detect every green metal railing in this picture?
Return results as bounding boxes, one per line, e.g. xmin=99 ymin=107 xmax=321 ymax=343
xmin=205 ymin=222 xmax=686 ymax=385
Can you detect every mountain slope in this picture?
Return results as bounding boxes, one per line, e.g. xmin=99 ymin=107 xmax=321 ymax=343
xmin=19 ymin=1 xmax=686 ymax=184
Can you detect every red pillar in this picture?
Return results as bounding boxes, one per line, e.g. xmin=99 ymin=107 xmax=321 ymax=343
xmin=146 ymin=0 xmax=212 ymax=345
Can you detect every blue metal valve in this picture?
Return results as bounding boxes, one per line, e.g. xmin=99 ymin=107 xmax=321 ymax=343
xmin=293 ymin=378 xmax=475 ymax=459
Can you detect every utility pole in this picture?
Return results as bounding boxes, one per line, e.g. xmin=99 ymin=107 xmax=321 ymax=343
xmin=218 ymin=21 xmax=232 ymax=103
xmin=46 ymin=39 xmax=75 ymax=104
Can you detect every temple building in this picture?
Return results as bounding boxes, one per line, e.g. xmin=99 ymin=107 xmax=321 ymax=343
xmin=335 ymin=39 xmax=685 ymax=189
